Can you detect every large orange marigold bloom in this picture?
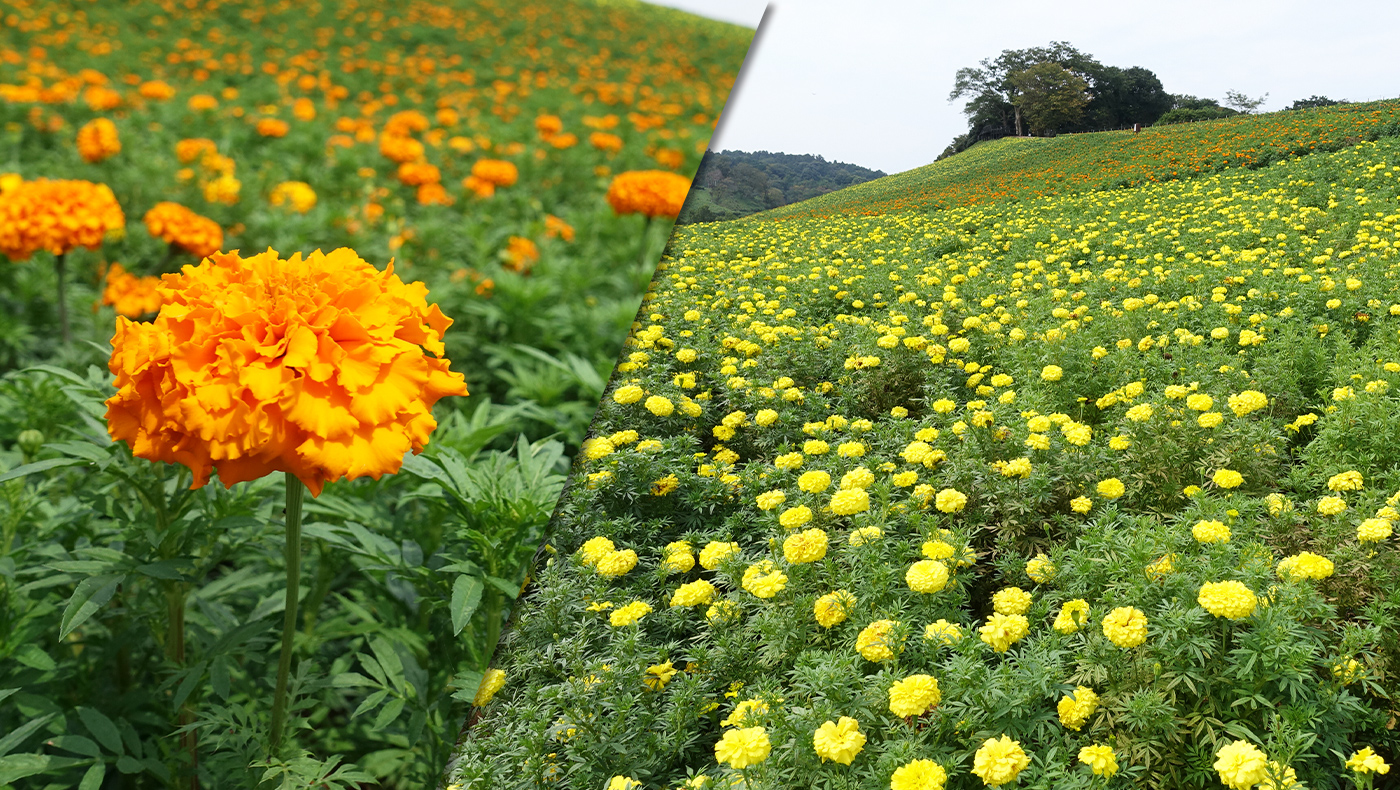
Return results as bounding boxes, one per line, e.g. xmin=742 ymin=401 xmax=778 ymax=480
xmin=605 ymin=170 xmax=691 ymax=219
xmin=379 ymin=134 xmax=425 ymax=164
xmin=77 ymin=118 xmax=121 ymax=163
xmin=144 ymin=202 xmax=223 ymax=258
xmin=256 ymin=118 xmax=290 ymax=138
xmin=470 ymin=159 xmax=518 ymax=187
xmin=396 ymin=161 xmax=442 ymax=187
xmin=104 ymin=248 xmax=468 ymax=496
xmin=139 ymin=80 xmax=176 ymax=100
xmin=0 ymin=178 xmax=125 ymax=261
xmin=101 ymin=263 xmax=163 ymax=317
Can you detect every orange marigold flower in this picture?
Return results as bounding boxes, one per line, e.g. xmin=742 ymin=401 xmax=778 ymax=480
xmin=0 ymin=178 xmax=125 ymax=261
xmin=653 ymin=147 xmax=684 ymax=169
xmin=471 ymin=159 xmax=518 ymax=187
xmin=589 ymin=132 xmax=623 ymax=153
xmin=535 ymin=114 xmax=564 ymax=137
xmin=416 ymin=182 xmax=455 ymax=206
xmin=397 ymin=161 xmax=442 ymax=186
xmin=138 ymin=80 xmax=176 ymax=100
xmin=143 ymin=202 xmax=223 ymax=258
xmin=379 ymin=133 xmax=425 ymax=164
xmin=77 ymin=118 xmax=121 ymax=163
xmin=83 ymin=85 xmax=122 ymax=111
xmin=256 ymin=118 xmax=290 ymax=138
xmin=383 ymin=110 xmax=430 ymax=137
xmin=548 ymin=132 xmax=578 ymax=149
xmin=292 ymin=97 xmax=316 ymax=121
xmin=203 ymin=175 xmax=241 ymax=205
xmin=176 ymin=138 xmax=218 ymax=164
xmin=187 ymin=94 xmax=218 ymax=111
xmin=505 ymin=236 xmax=540 ymax=273
xmin=545 ymin=214 xmax=575 ymax=242
xmin=100 ymin=263 xmax=162 ymax=318
xmin=269 ymin=181 xmax=317 ymax=214
xmin=435 ymin=108 xmax=460 ymax=127
xmin=327 ymin=134 xmax=355 ymax=149
xmin=104 ymin=248 xmax=468 ymax=496
xmin=461 ymin=175 xmax=495 ymax=198
xmin=606 ymin=170 xmax=691 ymax=219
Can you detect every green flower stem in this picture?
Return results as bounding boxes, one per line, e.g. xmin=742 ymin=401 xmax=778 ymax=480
xmin=166 ymin=580 xmax=198 ymax=790
xmin=54 ymin=252 xmax=69 ymax=344
xmin=268 ymin=473 xmax=305 ymax=757
xmin=639 ymin=215 xmax=656 ymax=268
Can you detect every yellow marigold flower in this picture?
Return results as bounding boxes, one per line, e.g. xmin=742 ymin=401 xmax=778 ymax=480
xmin=1054 ymin=599 xmax=1090 ymax=633
xmin=783 ymin=528 xmax=829 ymax=564
xmin=979 ymin=613 xmax=1029 ymax=652
xmin=812 ymin=716 xmax=865 ymax=765
xmin=1213 ymin=469 xmax=1244 ymax=489
xmin=1260 ymin=761 xmax=1298 ymax=790
xmin=0 ymin=178 xmax=125 ymax=260
xmin=1328 ymin=470 xmax=1364 ymax=491
xmin=76 ymin=117 xmax=121 ymax=162
xmin=609 ymin=600 xmax=651 ymax=626
xmin=203 ymin=174 xmax=242 ymax=204
xmin=582 ymin=437 xmax=616 ymax=460
xmin=841 ymin=467 xmax=875 ymax=490
xmin=888 ymin=674 xmax=941 ymax=718
xmin=830 ymin=488 xmax=870 ymax=516
xmin=1198 ymin=411 xmax=1224 ymax=428
xmin=699 ymin=541 xmax=739 ymax=569
xmin=837 ymin=441 xmax=866 ymax=458
xmin=921 ymin=540 xmax=954 ymax=561
xmin=972 ymin=735 xmax=1030 ymax=787
xmin=104 ymin=249 xmax=465 ymax=496
xmin=1078 ymin=744 xmax=1118 ymax=777
xmin=779 ymin=505 xmax=814 ymax=530
xmin=1333 ymin=658 xmax=1365 ymax=685
xmin=1227 ymin=390 xmax=1269 ymax=417
xmin=577 ymin=536 xmax=615 ymax=566
xmin=1102 ymin=606 xmax=1148 ymax=648
xmin=1025 ymin=554 xmax=1054 ymax=583
xmin=741 ymin=560 xmax=788 ymax=598
xmin=606 ymin=777 xmax=640 ymax=790
xmin=774 ymin=451 xmax=804 ymax=471
xmin=1057 ymin=686 xmax=1099 ymax=731
xmin=1041 ymin=365 xmax=1064 ymax=382
xmin=804 ymin=439 xmax=830 ymax=455
xmin=143 ymin=202 xmax=222 ymax=258
xmin=670 ymin=579 xmax=717 ymax=608
xmin=924 ymin=619 xmax=963 ymax=645
xmin=1345 ymin=747 xmax=1390 ymax=775
xmin=1187 ymin=393 xmax=1214 ymax=411
xmin=706 ymin=599 xmax=740 ymax=624
xmin=814 ymin=590 xmax=856 ymax=627
xmin=100 ymin=264 xmax=163 ymax=318
xmin=935 ymin=488 xmax=968 ymax=513
xmin=1096 ymin=478 xmax=1126 ymax=499
xmin=1276 ymin=552 xmax=1334 ymax=580
xmin=269 ymin=181 xmax=317 ymax=213
xmin=1061 ymin=421 xmax=1092 ymax=445
xmin=893 ymin=470 xmax=920 ymax=487
xmin=721 ymin=698 xmax=768 ymax=728
xmin=1317 ymin=495 xmax=1348 ymax=516
xmin=798 ymin=470 xmax=831 ymax=492
xmin=714 ymin=726 xmax=770 ymax=770
xmin=890 ymin=759 xmax=948 ymax=790
xmin=662 ymin=540 xmax=693 ymax=571
xmin=638 ymin=394 xmax=674 ymax=416
xmin=1267 ymin=493 xmax=1292 ymax=515
xmin=755 ymin=490 xmax=786 ymax=511
xmin=856 ymin=619 xmax=904 ymax=661
xmin=1358 ymin=518 xmax=1393 ymax=543
xmin=1198 ymin=580 xmax=1257 ymax=619
xmin=472 ymin=668 xmax=506 ymax=707
xmin=754 ymin=408 xmax=778 ymax=426
xmin=906 ymin=560 xmax=950 ymax=593
xmin=1214 ymin=740 xmax=1269 ymax=790
xmin=596 ymin=549 xmax=639 ymax=578
xmin=992 ymin=587 xmax=1032 ymax=616
xmin=1146 ymin=553 xmax=1176 ymax=579
xmin=849 ymin=526 xmax=883 ymax=545
xmin=1070 ymin=495 xmax=1093 ymax=513
xmin=1125 ymin=403 xmax=1153 ymax=422
xmin=1000 ymin=457 xmax=1033 ymax=478
xmin=606 ymin=170 xmax=691 ymax=219
xmin=1193 ymin=520 xmax=1231 ymax=543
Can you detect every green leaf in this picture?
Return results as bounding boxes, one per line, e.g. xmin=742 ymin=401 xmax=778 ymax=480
xmin=0 ymin=754 xmax=52 ymax=784
xmin=486 ymin=575 xmax=520 ymax=599
xmin=210 ymin=656 xmax=231 ymax=700
xmin=172 ymin=661 xmax=207 ymax=709
xmin=134 ymin=559 xmax=192 ymax=581
xmin=450 ymin=575 xmax=484 ymax=636
xmin=76 ymin=707 xmax=123 ymax=756
xmin=78 ymin=762 xmax=106 ymax=790
xmin=372 ymin=697 xmax=406 ymax=731
xmin=0 ymin=457 xmax=88 ymax=484
xmin=60 ymin=573 xmax=125 ymax=639
xmin=47 ymin=735 xmax=101 ymax=758
xmin=115 ymin=755 xmax=143 ymax=774
xmin=0 ymin=713 xmax=56 ymax=758
xmin=351 ymin=689 xmax=390 ymax=720
xmin=12 ymin=644 xmax=56 ymax=672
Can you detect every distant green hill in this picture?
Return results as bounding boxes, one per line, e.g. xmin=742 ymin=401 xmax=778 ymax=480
xmin=751 ymin=99 xmax=1400 ymax=221
xmin=676 ymin=150 xmax=884 ymax=224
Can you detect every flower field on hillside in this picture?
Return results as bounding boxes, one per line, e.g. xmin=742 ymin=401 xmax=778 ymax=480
xmin=759 ymin=100 xmax=1400 ymax=221
xmin=451 ymin=138 xmax=1400 ymax=789
xmin=0 ymin=1 xmax=752 ymax=787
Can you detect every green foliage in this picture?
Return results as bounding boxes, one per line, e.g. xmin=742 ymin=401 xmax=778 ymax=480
xmin=677 ymin=151 xmax=885 ymax=225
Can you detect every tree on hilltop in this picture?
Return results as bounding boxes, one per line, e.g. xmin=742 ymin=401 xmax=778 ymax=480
xmin=1287 ymin=95 xmax=1346 ymax=110
xmin=1007 ymin=62 xmax=1089 ymax=136
xmin=1223 ymin=89 xmax=1269 ymax=114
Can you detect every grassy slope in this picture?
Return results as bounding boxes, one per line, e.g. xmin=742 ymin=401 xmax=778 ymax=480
xmin=752 ymin=99 xmax=1400 ymax=221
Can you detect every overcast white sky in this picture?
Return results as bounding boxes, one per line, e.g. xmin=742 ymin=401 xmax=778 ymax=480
xmin=647 ymin=0 xmax=1400 ymax=175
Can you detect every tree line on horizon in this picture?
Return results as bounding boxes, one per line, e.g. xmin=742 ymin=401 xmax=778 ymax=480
xmin=942 ymin=41 xmax=1348 ymax=159
xmin=675 ymin=150 xmax=886 ymax=224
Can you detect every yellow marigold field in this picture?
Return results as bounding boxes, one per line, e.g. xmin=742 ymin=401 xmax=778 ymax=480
xmin=450 ymin=135 xmax=1400 ymax=787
